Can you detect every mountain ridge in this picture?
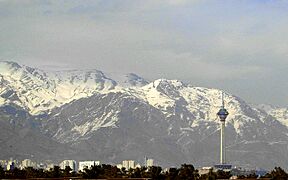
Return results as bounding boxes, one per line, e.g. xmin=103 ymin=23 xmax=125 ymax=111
xmin=0 ymin=61 xmax=288 ymax=169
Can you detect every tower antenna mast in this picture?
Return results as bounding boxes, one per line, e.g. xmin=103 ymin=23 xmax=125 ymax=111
xmin=222 ymin=92 xmax=225 ymax=108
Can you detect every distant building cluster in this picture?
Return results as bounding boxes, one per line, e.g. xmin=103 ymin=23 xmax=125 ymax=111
xmin=0 ymin=157 xmax=154 ymax=172
xmin=0 ymin=157 xmax=269 ymax=179
xmin=116 ymin=158 xmax=154 ymax=170
xmin=0 ymin=158 xmax=55 ymax=171
xmin=78 ymin=161 xmax=100 ymax=171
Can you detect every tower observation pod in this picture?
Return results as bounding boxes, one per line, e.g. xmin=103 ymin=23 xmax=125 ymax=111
xmin=217 ymin=92 xmax=229 ymax=165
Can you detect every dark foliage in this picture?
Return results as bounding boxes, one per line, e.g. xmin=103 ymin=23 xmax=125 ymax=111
xmin=0 ymin=164 xmax=286 ymax=179
xmin=264 ymin=167 xmax=288 ymax=180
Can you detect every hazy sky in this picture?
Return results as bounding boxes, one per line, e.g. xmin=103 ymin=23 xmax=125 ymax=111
xmin=0 ymin=0 xmax=288 ymax=106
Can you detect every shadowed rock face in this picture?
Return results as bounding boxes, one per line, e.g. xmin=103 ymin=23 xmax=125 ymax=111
xmin=0 ymin=61 xmax=288 ymax=169
xmin=0 ymin=104 xmax=77 ymax=162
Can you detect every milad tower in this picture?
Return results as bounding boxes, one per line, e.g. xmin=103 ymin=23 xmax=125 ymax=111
xmin=214 ymin=92 xmax=232 ymax=170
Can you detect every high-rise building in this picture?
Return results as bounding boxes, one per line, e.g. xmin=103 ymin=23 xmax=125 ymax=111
xmin=146 ymin=159 xmax=154 ymax=167
xmin=78 ymin=161 xmax=100 ymax=171
xmin=6 ymin=160 xmax=15 ymax=171
xmin=122 ymin=160 xmax=135 ymax=170
xmin=21 ymin=159 xmax=36 ymax=169
xmin=0 ymin=160 xmax=7 ymax=170
xmin=59 ymin=160 xmax=77 ymax=171
xmin=44 ymin=160 xmax=55 ymax=170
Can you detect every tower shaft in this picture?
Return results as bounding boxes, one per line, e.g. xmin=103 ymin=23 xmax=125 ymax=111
xmin=220 ymin=121 xmax=225 ymax=164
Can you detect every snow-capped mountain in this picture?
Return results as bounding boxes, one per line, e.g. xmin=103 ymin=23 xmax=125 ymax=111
xmin=0 ymin=61 xmax=147 ymax=114
xmin=255 ymin=104 xmax=288 ymax=127
xmin=0 ymin=61 xmax=288 ymax=169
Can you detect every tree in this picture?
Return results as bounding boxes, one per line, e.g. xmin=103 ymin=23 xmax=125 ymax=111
xmin=0 ymin=165 xmax=4 ymax=179
xmin=63 ymin=166 xmax=72 ymax=177
xmin=178 ymin=164 xmax=198 ymax=180
xmin=215 ymin=170 xmax=231 ymax=179
xmin=82 ymin=165 xmax=102 ymax=178
xmin=165 ymin=167 xmax=179 ymax=180
xmin=37 ymin=168 xmax=49 ymax=178
xmin=140 ymin=166 xmax=148 ymax=177
xmin=120 ymin=167 xmax=127 ymax=177
xmin=24 ymin=167 xmax=38 ymax=178
xmin=101 ymin=164 xmax=119 ymax=178
xmin=51 ymin=166 xmax=62 ymax=178
xmin=131 ymin=167 xmax=141 ymax=178
xmin=147 ymin=166 xmax=165 ymax=180
xmin=10 ymin=167 xmax=25 ymax=179
xmin=266 ymin=167 xmax=288 ymax=180
xmin=199 ymin=169 xmax=216 ymax=180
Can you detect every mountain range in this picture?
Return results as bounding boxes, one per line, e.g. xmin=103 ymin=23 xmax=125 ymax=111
xmin=0 ymin=61 xmax=288 ymax=169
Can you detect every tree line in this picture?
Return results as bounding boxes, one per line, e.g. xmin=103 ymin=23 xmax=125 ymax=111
xmin=0 ymin=164 xmax=287 ymax=179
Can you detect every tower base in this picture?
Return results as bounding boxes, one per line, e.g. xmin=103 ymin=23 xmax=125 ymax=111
xmin=214 ymin=164 xmax=232 ymax=171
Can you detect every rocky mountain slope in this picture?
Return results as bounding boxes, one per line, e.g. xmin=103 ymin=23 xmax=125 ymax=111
xmin=0 ymin=61 xmax=287 ymax=169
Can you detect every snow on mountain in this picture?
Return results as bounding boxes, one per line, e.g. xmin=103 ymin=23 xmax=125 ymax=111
xmin=256 ymin=104 xmax=288 ymax=127
xmin=269 ymin=108 xmax=288 ymax=126
xmin=1 ymin=61 xmax=287 ymax=139
xmin=39 ymin=80 xmax=288 ymax=169
xmin=105 ymin=72 xmax=148 ymax=87
xmin=1 ymin=61 xmax=288 ymax=169
xmin=126 ymin=79 xmax=264 ymax=137
xmin=0 ymin=61 xmax=147 ymax=114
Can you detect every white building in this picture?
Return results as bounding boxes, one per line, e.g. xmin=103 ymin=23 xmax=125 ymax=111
xmin=135 ymin=163 xmax=141 ymax=168
xmin=198 ymin=167 xmax=213 ymax=175
xmin=78 ymin=161 xmax=100 ymax=171
xmin=122 ymin=160 xmax=135 ymax=170
xmin=44 ymin=160 xmax=55 ymax=170
xmin=116 ymin=164 xmax=123 ymax=169
xmin=59 ymin=160 xmax=77 ymax=171
xmin=0 ymin=160 xmax=7 ymax=170
xmin=21 ymin=159 xmax=36 ymax=169
xmin=46 ymin=163 xmax=55 ymax=171
xmin=6 ymin=160 xmax=16 ymax=171
xmin=146 ymin=159 xmax=154 ymax=167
